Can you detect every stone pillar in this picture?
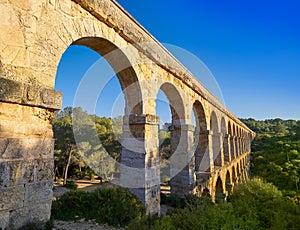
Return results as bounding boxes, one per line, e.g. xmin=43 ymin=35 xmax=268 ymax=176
xmin=230 ymin=135 xmax=236 ymax=160
xmin=120 ymin=114 xmax=160 ymax=214
xmin=0 ymin=78 xmax=61 ymax=229
xmin=223 ymin=134 xmax=231 ymax=163
xmin=169 ymin=124 xmax=196 ymax=197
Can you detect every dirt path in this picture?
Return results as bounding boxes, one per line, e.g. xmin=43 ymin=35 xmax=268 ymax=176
xmin=53 ymin=180 xmax=118 ymax=199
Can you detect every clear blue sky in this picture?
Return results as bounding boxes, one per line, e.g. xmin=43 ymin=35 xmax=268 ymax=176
xmin=55 ymin=0 xmax=300 ymax=121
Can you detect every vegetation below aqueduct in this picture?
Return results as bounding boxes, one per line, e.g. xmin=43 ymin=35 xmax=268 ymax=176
xmin=49 ymin=107 xmax=300 ymax=229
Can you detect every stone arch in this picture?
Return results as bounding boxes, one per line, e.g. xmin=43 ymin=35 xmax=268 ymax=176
xmin=71 ymin=37 xmax=142 ymax=115
xmin=238 ymin=127 xmax=242 ymax=155
xmin=193 ymin=100 xmax=209 ymax=172
xmin=228 ymin=121 xmax=235 ymax=160
xmin=210 ymin=111 xmax=221 ymax=167
xmin=236 ymin=162 xmax=241 ymax=182
xmin=233 ymin=124 xmax=239 ymax=157
xmin=158 ymin=82 xmax=186 ymax=122
xmin=156 ymin=82 xmax=191 ymax=197
xmin=225 ymin=171 xmax=232 ymax=193
xmin=215 ymin=176 xmax=225 ymax=202
xmin=241 ymin=130 xmax=244 ymax=153
xmin=232 ymin=165 xmax=237 ymax=185
xmin=221 ymin=117 xmax=229 ymax=163
xmin=240 ymin=159 xmax=246 ymax=182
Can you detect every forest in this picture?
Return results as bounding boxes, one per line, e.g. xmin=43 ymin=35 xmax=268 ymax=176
xmin=241 ymin=118 xmax=300 ymax=202
xmin=51 ymin=108 xmax=300 ymax=229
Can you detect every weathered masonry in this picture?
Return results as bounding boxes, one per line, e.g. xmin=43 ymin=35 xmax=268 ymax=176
xmin=0 ymin=0 xmax=255 ymax=228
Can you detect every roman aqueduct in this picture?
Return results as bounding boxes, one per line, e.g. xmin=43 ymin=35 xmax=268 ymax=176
xmin=0 ymin=0 xmax=255 ymax=228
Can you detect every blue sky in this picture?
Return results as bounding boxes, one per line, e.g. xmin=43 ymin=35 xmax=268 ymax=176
xmin=55 ymin=0 xmax=300 ymax=121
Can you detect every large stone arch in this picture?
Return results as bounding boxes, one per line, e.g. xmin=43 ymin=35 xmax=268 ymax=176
xmin=155 ymin=82 xmax=194 ymax=197
xmin=157 ymin=82 xmax=186 ymax=122
xmin=232 ymin=165 xmax=237 ymax=185
xmin=72 ymin=37 xmax=143 ymax=115
xmin=233 ymin=124 xmax=239 ymax=157
xmin=236 ymin=162 xmax=241 ymax=182
xmin=228 ymin=121 xmax=235 ymax=160
xmin=225 ymin=170 xmax=232 ymax=194
xmin=221 ymin=117 xmax=229 ymax=163
xmin=210 ymin=111 xmax=221 ymax=167
xmin=193 ymin=100 xmax=209 ymax=172
xmin=215 ymin=176 xmax=225 ymax=202
xmin=192 ymin=100 xmax=211 ymax=195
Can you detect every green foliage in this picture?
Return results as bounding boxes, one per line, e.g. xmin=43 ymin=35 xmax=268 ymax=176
xmin=231 ymin=178 xmax=300 ymax=229
xmin=51 ymin=188 xmax=144 ymax=227
xmin=127 ymin=215 xmax=174 ymax=230
xmin=128 ymin=179 xmax=300 ymax=230
xmin=52 ymin=107 xmax=122 ymax=181
xmin=244 ymin=118 xmax=300 ymax=195
xmin=64 ymin=180 xmax=78 ymax=190
xmin=159 ymin=130 xmax=171 ymax=163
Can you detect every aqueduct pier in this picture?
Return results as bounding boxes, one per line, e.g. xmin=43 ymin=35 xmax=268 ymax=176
xmin=0 ymin=0 xmax=255 ymax=228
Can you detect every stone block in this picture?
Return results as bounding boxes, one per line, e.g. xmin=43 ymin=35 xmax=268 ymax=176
xmin=26 ymin=138 xmax=54 ymax=159
xmin=0 ymin=211 xmax=9 ymax=230
xmin=35 ymin=159 xmax=54 ymax=182
xmin=24 ymin=180 xmax=53 ymax=205
xmin=0 ymin=77 xmax=62 ymax=110
xmin=0 ymin=138 xmax=27 ymax=160
xmin=23 ymin=160 xmax=35 ymax=183
xmin=0 ymin=161 xmax=23 ymax=187
xmin=8 ymin=200 xmax=52 ymax=229
xmin=0 ymin=77 xmax=23 ymax=104
xmin=0 ymin=185 xmax=24 ymax=211
xmin=40 ymin=87 xmax=62 ymax=110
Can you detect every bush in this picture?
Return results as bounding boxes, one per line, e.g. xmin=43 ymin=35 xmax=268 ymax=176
xmin=51 ymin=188 xmax=144 ymax=227
xmin=64 ymin=180 xmax=78 ymax=190
xmin=231 ymin=178 xmax=300 ymax=229
xmin=127 ymin=215 xmax=174 ymax=230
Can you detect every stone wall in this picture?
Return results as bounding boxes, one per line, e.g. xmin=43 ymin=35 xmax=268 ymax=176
xmin=0 ymin=78 xmax=61 ymax=228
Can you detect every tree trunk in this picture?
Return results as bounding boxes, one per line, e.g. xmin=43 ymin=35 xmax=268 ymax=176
xmin=63 ymin=148 xmax=73 ymax=185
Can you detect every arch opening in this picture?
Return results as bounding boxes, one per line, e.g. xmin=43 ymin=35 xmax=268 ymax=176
xmin=225 ymin=171 xmax=232 ymax=194
xmin=54 ymin=37 xmax=143 ymax=188
xmin=221 ymin=117 xmax=228 ymax=163
xmin=193 ymin=101 xmax=209 ymax=172
xmin=210 ymin=112 xmax=221 ymax=167
xmin=215 ymin=177 xmax=225 ymax=203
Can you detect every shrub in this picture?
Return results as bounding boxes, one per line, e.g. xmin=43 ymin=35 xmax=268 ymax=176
xmin=231 ymin=178 xmax=300 ymax=229
xmin=64 ymin=180 xmax=78 ymax=190
xmin=51 ymin=188 xmax=144 ymax=227
xmin=127 ymin=215 xmax=174 ymax=230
